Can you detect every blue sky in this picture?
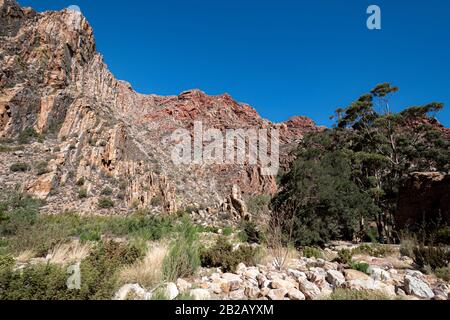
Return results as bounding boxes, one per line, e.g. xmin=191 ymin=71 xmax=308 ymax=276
xmin=18 ymin=0 xmax=450 ymax=127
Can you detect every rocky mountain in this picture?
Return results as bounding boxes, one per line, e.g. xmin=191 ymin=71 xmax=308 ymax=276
xmin=0 ymin=0 xmax=321 ymax=220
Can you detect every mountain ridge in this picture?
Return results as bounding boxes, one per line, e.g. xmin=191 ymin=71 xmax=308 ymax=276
xmin=0 ymin=0 xmax=322 ymax=222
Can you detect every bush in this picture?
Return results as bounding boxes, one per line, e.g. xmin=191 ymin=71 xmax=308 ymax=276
xmin=435 ymin=267 xmax=450 ymax=281
xmin=327 ymin=288 xmax=392 ymax=300
xmin=436 ymin=227 xmax=450 ymax=244
xmin=0 ymin=241 xmax=141 ymax=300
xmin=163 ymin=219 xmax=200 ymax=281
xmin=238 ymin=221 xmax=264 ymax=244
xmin=35 ymin=161 xmax=49 ymax=176
xmin=246 ymin=194 xmax=271 ymax=215
xmin=200 ymin=237 xmax=259 ymax=273
xmin=98 ymin=197 xmax=114 ymax=209
xmin=412 ymin=245 xmax=450 ymax=270
xmin=335 ymin=249 xmax=353 ymax=265
xmin=18 ymin=127 xmax=40 ymax=144
xmin=302 ymin=246 xmax=323 ymax=259
xmin=78 ymin=188 xmax=88 ymax=199
xmin=10 ymin=162 xmax=30 ymax=172
xmin=76 ymin=177 xmax=85 ymax=186
xmin=222 ymin=226 xmax=233 ymax=236
xmin=0 ymin=193 xmax=42 ymax=237
xmin=101 ymin=187 xmax=113 ymax=196
xmin=349 ymin=261 xmax=370 ymax=274
xmin=150 ymin=194 xmax=163 ymax=206
xmin=352 ymin=244 xmax=394 ymax=257
xmin=0 ymin=262 xmax=73 ymax=300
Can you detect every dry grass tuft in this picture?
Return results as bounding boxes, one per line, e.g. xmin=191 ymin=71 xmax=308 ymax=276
xmin=47 ymin=240 xmax=92 ymax=265
xmin=118 ymin=242 xmax=168 ymax=289
xmin=15 ymin=250 xmax=36 ymax=263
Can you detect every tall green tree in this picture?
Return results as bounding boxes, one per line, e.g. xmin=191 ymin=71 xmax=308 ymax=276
xmin=274 ymin=83 xmax=449 ymax=245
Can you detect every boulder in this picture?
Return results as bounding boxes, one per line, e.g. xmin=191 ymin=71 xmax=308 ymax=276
xmin=404 ymin=275 xmax=435 ymax=299
xmin=368 ymin=266 xmax=391 ymax=281
xmin=190 ymin=288 xmax=211 ymax=300
xmin=221 ymin=273 xmax=242 ymax=292
xmin=267 ymin=289 xmax=288 ymax=300
xmin=288 ymin=269 xmax=307 ymax=279
xmin=326 ymin=270 xmax=345 ymax=288
xmin=243 ymin=267 xmax=260 ymax=280
xmin=298 ymin=278 xmax=321 ymax=300
xmin=345 ymin=279 xmax=396 ymax=297
xmin=236 ymin=263 xmax=247 ymax=275
xmin=163 ymin=282 xmax=179 ymax=300
xmin=344 ymin=269 xmax=371 ymax=281
xmin=287 ymin=288 xmax=306 ymax=300
xmin=229 ymin=289 xmax=246 ymax=300
xmin=114 ymin=284 xmax=151 ymax=300
xmin=245 ymin=286 xmax=260 ymax=299
xmin=270 ymin=278 xmax=296 ymax=290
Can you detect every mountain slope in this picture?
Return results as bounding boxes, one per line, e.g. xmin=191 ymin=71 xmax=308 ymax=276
xmin=0 ymin=0 xmax=321 ymax=221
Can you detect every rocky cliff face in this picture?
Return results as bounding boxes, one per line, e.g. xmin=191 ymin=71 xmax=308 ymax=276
xmin=0 ymin=0 xmax=321 ymax=219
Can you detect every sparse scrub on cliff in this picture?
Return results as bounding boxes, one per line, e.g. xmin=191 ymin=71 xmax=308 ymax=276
xmin=76 ymin=177 xmax=85 ymax=186
xmin=35 ymin=161 xmax=50 ymax=175
xmin=246 ymin=194 xmax=271 ymax=216
xmin=17 ymin=127 xmax=41 ymax=144
xmin=238 ymin=220 xmax=264 ymax=244
xmin=78 ymin=188 xmax=88 ymax=199
xmin=101 ymin=187 xmax=113 ymax=196
xmin=98 ymin=197 xmax=115 ymax=209
xmin=10 ymin=162 xmax=30 ymax=172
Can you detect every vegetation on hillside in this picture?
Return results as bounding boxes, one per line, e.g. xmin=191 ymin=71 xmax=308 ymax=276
xmin=272 ymin=83 xmax=449 ymax=246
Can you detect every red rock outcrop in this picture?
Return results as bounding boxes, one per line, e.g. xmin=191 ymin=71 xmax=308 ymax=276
xmin=0 ymin=0 xmax=320 ymax=215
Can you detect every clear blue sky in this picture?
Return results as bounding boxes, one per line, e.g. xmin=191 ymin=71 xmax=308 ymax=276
xmin=18 ymin=0 xmax=450 ymax=127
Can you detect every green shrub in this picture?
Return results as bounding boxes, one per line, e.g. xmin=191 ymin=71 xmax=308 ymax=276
xmin=349 ymin=261 xmax=370 ymax=274
xmin=10 ymin=162 xmax=30 ymax=172
xmin=436 ymin=227 xmax=450 ymax=244
xmin=352 ymin=244 xmax=394 ymax=257
xmin=35 ymin=161 xmax=49 ymax=176
xmin=435 ymin=267 xmax=450 ymax=281
xmin=222 ymin=226 xmax=233 ymax=236
xmin=246 ymin=194 xmax=271 ymax=215
xmin=302 ymin=246 xmax=323 ymax=259
xmin=18 ymin=127 xmax=40 ymax=144
xmin=101 ymin=187 xmax=113 ymax=196
xmin=0 ymin=241 xmax=141 ymax=300
xmin=200 ymin=237 xmax=260 ymax=273
xmin=0 ymin=193 xmax=42 ymax=237
xmin=163 ymin=219 xmax=200 ymax=281
xmin=327 ymin=288 xmax=391 ymax=300
xmin=78 ymin=188 xmax=88 ymax=199
xmin=238 ymin=221 xmax=264 ymax=244
xmin=98 ymin=197 xmax=114 ymax=209
xmin=335 ymin=249 xmax=353 ymax=265
xmin=0 ymin=262 xmax=73 ymax=300
xmin=150 ymin=194 xmax=163 ymax=206
xmin=76 ymin=177 xmax=85 ymax=186
xmin=0 ymin=254 xmax=14 ymax=271
xmin=412 ymin=245 xmax=450 ymax=270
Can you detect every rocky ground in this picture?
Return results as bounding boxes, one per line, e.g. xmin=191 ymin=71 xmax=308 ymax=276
xmin=115 ymin=242 xmax=449 ymax=301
